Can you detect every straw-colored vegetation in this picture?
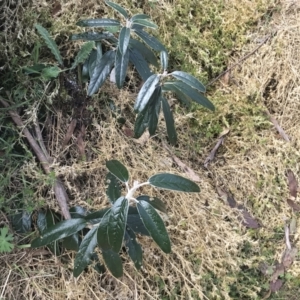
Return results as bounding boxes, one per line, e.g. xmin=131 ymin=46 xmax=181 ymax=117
xmin=1 ymin=0 xmax=300 ymax=299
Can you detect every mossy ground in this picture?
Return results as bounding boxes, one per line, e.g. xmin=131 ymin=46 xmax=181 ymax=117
xmin=1 ymin=0 xmax=300 ymax=299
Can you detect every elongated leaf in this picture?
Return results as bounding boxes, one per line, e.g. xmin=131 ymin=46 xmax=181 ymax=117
xmin=149 ymin=173 xmax=200 ymax=192
xmin=102 ymin=249 xmax=123 ymax=277
xmin=172 ymin=81 xmax=215 ymax=111
xmin=118 ymin=27 xmax=131 ymax=55
xmin=10 ymin=211 xmax=32 ymax=234
xmin=134 ymin=106 xmax=150 ymax=138
xmin=136 ymin=195 xmax=167 ymax=214
xmin=127 ymin=207 xmax=150 ymax=236
xmin=76 ymin=18 xmax=120 ymax=28
xmin=62 ymin=233 xmax=79 ymax=251
xmin=85 ymin=208 xmax=110 ymax=224
xmin=125 ymin=226 xmax=143 ymax=270
xmin=129 ymin=38 xmax=158 ymax=67
xmin=88 ymin=50 xmax=115 ymax=96
xmin=73 ymin=227 xmax=98 ymax=277
xmin=160 ymin=51 xmax=168 ymax=71
xmin=31 ymin=218 xmax=86 ymax=248
xmin=171 ymin=71 xmax=206 ymax=93
xmin=131 ymin=14 xmax=150 ymax=22
xmin=105 ymin=1 xmax=128 ymax=19
xmin=134 ymin=29 xmax=166 ymax=52
xmin=134 ymin=74 xmax=160 ymax=112
xmin=148 ymin=87 xmax=162 ymax=136
xmin=137 ymin=200 xmax=171 ymax=253
xmin=89 ymin=42 xmax=103 ymax=78
xmin=82 ymin=58 xmax=89 ymax=82
xmin=36 ymin=210 xmax=60 ymax=255
xmin=106 ymin=160 xmax=129 ymax=183
xmin=35 ymin=24 xmax=63 ymax=66
xmin=129 ymin=48 xmax=152 ymax=81
xmin=132 ymin=19 xmax=158 ymax=29
xmin=71 ymin=41 xmax=95 ymax=70
xmin=41 ymin=66 xmax=61 ymax=80
xmin=108 ymin=197 xmax=129 ymax=252
xmin=162 ymin=82 xmax=191 ymax=107
xmin=97 ymin=209 xmax=111 ymax=250
xmin=161 ymin=96 xmax=177 ymax=145
xmin=70 ymin=206 xmax=87 ymax=218
xmin=106 ymin=173 xmax=121 ymax=204
xmin=71 ymin=32 xmax=117 ymax=42
xmin=115 ymin=48 xmax=129 ymax=88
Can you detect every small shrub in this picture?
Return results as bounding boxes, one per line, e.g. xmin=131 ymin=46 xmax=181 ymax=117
xmin=31 ymin=160 xmax=200 ymax=277
xmin=27 ymin=1 xmax=214 ymax=144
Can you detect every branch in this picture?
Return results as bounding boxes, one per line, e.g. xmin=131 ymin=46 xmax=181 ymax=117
xmin=0 ymin=95 xmax=71 ymax=219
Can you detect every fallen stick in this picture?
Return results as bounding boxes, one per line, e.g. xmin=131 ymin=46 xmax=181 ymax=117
xmin=0 ymin=95 xmax=71 ymax=219
xmin=207 ymin=34 xmax=273 ymax=87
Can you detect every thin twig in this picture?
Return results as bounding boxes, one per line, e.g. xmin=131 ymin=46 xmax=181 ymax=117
xmin=207 ymin=34 xmax=272 ymax=87
xmin=0 ymin=95 xmax=71 ymax=219
xmin=265 ymin=109 xmax=290 ymax=142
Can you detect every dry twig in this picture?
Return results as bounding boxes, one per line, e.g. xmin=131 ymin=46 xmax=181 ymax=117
xmin=0 ymin=95 xmax=71 ymax=219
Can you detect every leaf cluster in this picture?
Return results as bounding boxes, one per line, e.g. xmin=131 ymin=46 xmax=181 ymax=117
xmin=30 ymin=1 xmax=215 ymax=144
xmin=31 ymin=160 xmax=200 ymax=277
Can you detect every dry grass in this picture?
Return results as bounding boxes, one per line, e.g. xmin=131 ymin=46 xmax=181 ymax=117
xmin=1 ymin=0 xmax=300 ymax=299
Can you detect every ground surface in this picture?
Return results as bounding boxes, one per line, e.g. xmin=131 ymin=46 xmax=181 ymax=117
xmin=1 ymin=0 xmax=300 ymax=299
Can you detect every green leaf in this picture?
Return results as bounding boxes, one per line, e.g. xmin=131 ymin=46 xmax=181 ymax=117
xmin=102 ymin=249 xmax=123 ymax=277
xmin=171 ymin=71 xmax=206 ymax=93
xmin=148 ymin=86 xmax=162 ymax=136
xmin=106 ymin=173 xmax=121 ymax=204
xmin=10 ymin=211 xmax=32 ymax=234
xmin=124 ymin=226 xmax=142 ymax=270
xmin=71 ymin=41 xmax=95 ymax=70
xmin=71 ymin=32 xmax=118 ymax=43
xmin=31 ymin=218 xmax=86 ymax=248
xmin=133 ymin=28 xmax=166 ymax=52
xmin=115 ymin=48 xmax=129 ymax=88
xmin=136 ymin=195 xmax=167 ymax=214
xmin=82 ymin=59 xmax=89 ymax=82
xmin=36 ymin=210 xmax=61 ymax=255
xmin=108 ymin=197 xmax=129 ymax=252
xmin=88 ymin=50 xmax=115 ymax=96
xmin=0 ymin=227 xmax=14 ymax=253
xmin=172 ymin=81 xmax=215 ymax=111
xmin=129 ymin=38 xmax=158 ymax=67
xmin=137 ymin=200 xmax=171 ymax=253
xmin=132 ymin=19 xmax=158 ymax=30
xmin=149 ymin=173 xmax=200 ymax=192
xmin=62 ymin=233 xmax=79 ymax=251
xmin=89 ymin=43 xmax=103 ymax=78
xmin=118 ymin=27 xmax=131 ymax=55
xmin=129 ymin=47 xmax=152 ymax=81
xmin=134 ymin=74 xmax=160 ymax=112
xmin=161 ymin=96 xmax=177 ymax=145
xmin=85 ymin=208 xmax=110 ymax=224
xmin=160 ymin=51 xmax=168 ymax=71
xmin=35 ymin=24 xmax=63 ymax=66
xmin=70 ymin=206 xmax=87 ymax=218
xmin=105 ymin=1 xmax=128 ymax=19
xmin=131 ymin=14 xmax=150 ymax=22
xmin=73 ymin=227 xmax=98 ymax=277
xmin=127 ymin=207 xmax=150 ymax=236
xmin=23 ymin=64 xmax=46 ymax=75
xmin=76 ymin=18 xmax=120 ymax=28
xmin=134 ymin=105 xmax=150 ymax=138
xmin=41 ymin=66 xmax=61 ymax=80
xmin=97 ymin=209 xmax=111 ymax=250
xmin=162 ymin=82 xmax=191 ymax=107
xmin=106 ymin=160 xmax=129 ymax=183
